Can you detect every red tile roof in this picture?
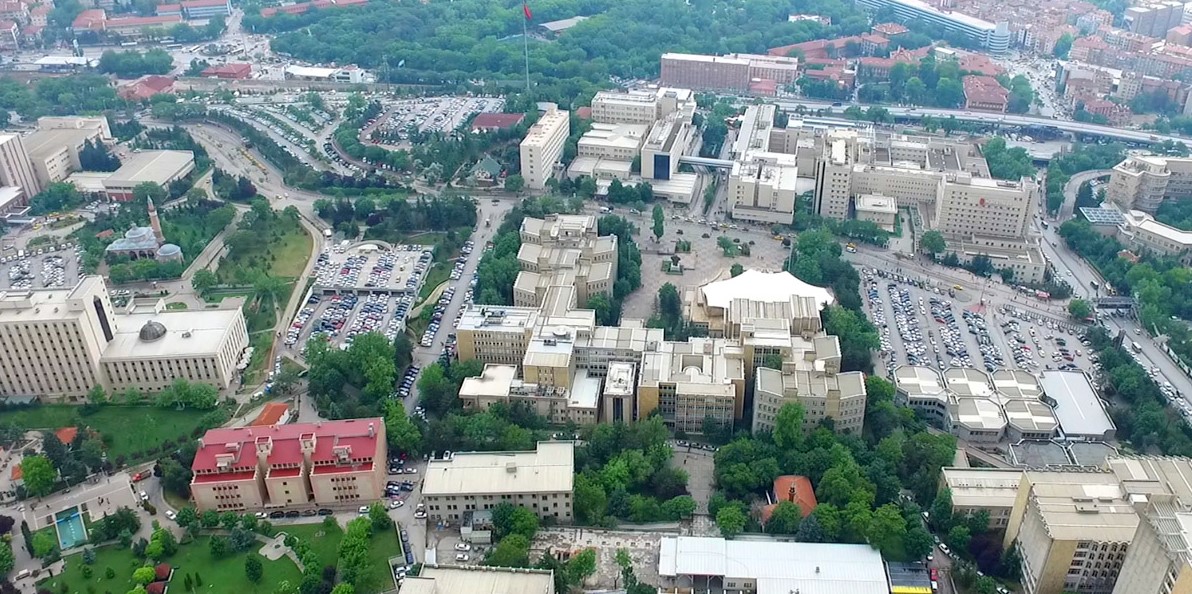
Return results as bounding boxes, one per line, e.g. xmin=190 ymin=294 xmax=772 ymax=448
xmin=200 ymin=63 xmax=252 ymax=79
xmin=72 ymin=8 xmax=105 ymax=30
xmin=55 ymin=427 xmax=78 ymax=444
xmin=154 ymin=563 xmax=172 ymax=581
xmin=251 ymin=402 xmax=289 ymax=426
xmin=873 ymin=22 xmax=909 ymax=36
xmin=146 ymin=583 xmax=166 ymax=594
xmin=10 ymin=465 xmax=20 ymax=481
xmin=119 ymin=76 xmax=175 ymax=101
xmin=760 ymin=475 xmax=817 ymax=525
xmin=155 ymin=3 xmax=181 ymax=13
xmin=471 ymin=112 xmax=525 ymax=130
xmin=575 ymin=106 xmax=592 ymax=119
xmin=192 ymin=418 xmax=382 ymax=474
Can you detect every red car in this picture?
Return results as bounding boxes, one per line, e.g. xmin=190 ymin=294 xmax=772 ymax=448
xmin=930 ymin=569 xmax=939 ymax=581
xmin=132 ymin=472 xmax=147 ymax=482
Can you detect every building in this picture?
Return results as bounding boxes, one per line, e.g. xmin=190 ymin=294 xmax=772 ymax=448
xmin=179 ymin=0 xmax=230 ymax=19
xmin=894 ymin=366 xmax=1059 ymax=443
xmin=199 ymin=63 xmax=252 ymax=79
xmin=519 ymin=105 xmax=569 ymax=190
xmin=101 ymin=304 xmax=248 ymax=391
xmin=656 ymin=536 xmax=890 ymax=594
xmin=515 ymin=214 xmax=617 ymax=308
xmin=103 ymin=15 xmax=184 ymax=38
xmin=283 ymin=65 xmax=374 ymax=84
xmin=190 ymin=418 xmax=386 ymax=511
xmin=963 ymin=75 xmax=1011 ymax=112
xmin=1038 ymin=371 xmax=1115 ymax=440
xmin=638 ymin=337 xmax=746 ymax=433
xmin=1126 ymin=0 xmax=1186 ymax=38
xmin=660 ymin=53 xmax=751 ymax=92
xmin=590 ymin=89 xmax=667 ymax=126
xmin=458 ymin=364 xmax=599 ymax=425
xmin=940 ymin=467 xmax=1024 ymax=530
xmin=24 ymin=126 xmax=107 ymax=189
xmin=0 ymin=275 xmax=249 ymax=401
xmin=398 ymin=566 xmax=554 ymax=594
xmin=855 ymin=194 xmax=898 ymax=231
xmin=102 ymin=150 xmax=195 ymax=201
xmin=538 ymin=15 xmax=588 ymax=34
xmin=752 ymin=330 xmax=866 ymax=434
xmin=1106 ymin=154 xmax=1192 ymax=213
xmin=853 ymin=0 xmax=1012 ymax=53
xmin=1111 ymin=497 xmax=1192 ymax=594
xmin=118 ymin=75 xmax=175 ymax=102
xmin=727 ymin=105 xmax=801 ymax=224
xmin=470 ymin=113 xmax=525 ymax=133
xmin=684 ymin=268 xmax=834 ymax=338
xmin=0 ymin=134 xmax=40 ymax=198
xmin=1117 ymin=209 xmax=1192 ymax=264
xmin=759 ymin=475 xmax=818 ymax=527
xmin=421 ymin=441 xmax=574 ymax=523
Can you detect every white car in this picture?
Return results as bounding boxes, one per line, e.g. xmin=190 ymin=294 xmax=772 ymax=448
xmin=454 ymin=543 xmax=471 ymax=551
xmin=139 ymin=491 xmax=149 ymax=502
xmin=255 ymin=512 xmax=268 ymax=519
xmin=359 ymin=506 xmax=370 ymax=515
xmin=165 ymin=510 xmax=176 ymax=520
xmin=455 ymin=553 xmax=470 ymax=562
xmin=414 ymin=510 xmax=427 ymax=519
xmin=390 ymin=500 xmax=404 ymax=509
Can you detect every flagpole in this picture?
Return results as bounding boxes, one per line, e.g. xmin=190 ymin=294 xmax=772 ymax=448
xmin=522 ymin=7 xmax=531 ymax=94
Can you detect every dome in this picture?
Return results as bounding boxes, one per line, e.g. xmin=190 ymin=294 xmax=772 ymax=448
xmin=125 ymin=227 xmax=151 ymax=240
xmin=157 ymin=244 xmax=181 ymax=257
xmin=138 ymin=321 xmax=167 ymax=342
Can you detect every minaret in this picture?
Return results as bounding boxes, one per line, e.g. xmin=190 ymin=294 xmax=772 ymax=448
xmin=147 ymin=197 xmax=164 ymax=244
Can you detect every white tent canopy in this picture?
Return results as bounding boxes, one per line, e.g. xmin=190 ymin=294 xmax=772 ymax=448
xmin=701 ymin=269 xmax=834 ymax=310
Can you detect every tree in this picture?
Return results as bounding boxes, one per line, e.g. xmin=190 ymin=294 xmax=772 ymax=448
xmin=948 ymin=524 xmax=972 ymax=553
xmin=772 ymin=402 xmax=806 ymax=450
xmin=245 ymin=555 xmax=263 ymax=582
xmin=20 ymin=455 xmax=56 ymax=497
xmin=652 ymin=204 xmax=665 ymax=241
xmin=565 ymin=548 xmax=597 ymax=587
xmin=492 ymin=504 xmax=539 ymax=540
xmin=767 ymin=501 xmax=803 ymax=534
xmin=368 ymin=502 xmax=392 ymax=531
xmin=0 ymin=542 xmax=13 ymax=575
xmin=1053 ymin=33 xmax=1074 ymax=59
xmin=209 ymin=535 xmax=229 ymax=558
xmin=505 ymin=174 xmax=525 ymax=194
xmin=730 ymin=263 xmax=744 ymax=277
xmin=920 ymin=230 xmax=946 ymax=256
xmin=865 ymin=504 xmax=908 ymax=555
xmin=330 ymin=585 xmax=356 ymax=594
xmin=715 ymin=505 xmax=747 ymax=538
xmin=192 ymin=269 xmax=217 ymax=293
xmin=1068 ymin=299 xmax=1092 ymax=320
xmin=132 ymin=565 xmax=156 ymax=585
xmin=486 ymin=534 xmax=531 ymax=567
xmin=762 ymin=353 xmax=784 ymax=370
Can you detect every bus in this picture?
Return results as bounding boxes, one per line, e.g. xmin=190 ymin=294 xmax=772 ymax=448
xmin=1132 ymin=341 xmax=1143 ymax=353
xmin=1090 ymin=280 xmax=1099 ymax=291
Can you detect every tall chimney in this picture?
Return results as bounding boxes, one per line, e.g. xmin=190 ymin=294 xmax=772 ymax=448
xmin=788 ymin=485 xmax=796 ymax=503
xmin=368 ymin=423 xmax=375 ymax=438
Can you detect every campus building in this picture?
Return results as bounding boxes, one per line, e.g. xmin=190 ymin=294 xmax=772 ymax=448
xmin=852 ymin=0 xmax=1012 ymax=53
xmin=400 ymin=566 xmax=554 ymax=594
xmin=726 ymin=105 xmax=801 ymax=224
xmin=101 ymin=150 xmax=196 ymax=202
xmin=0 ymin=275 xmax=249 ymax=401
xmin=458 ymin=364 xmax=599 ymax=425
xmin=638 ymin=337 xmax=747 ymax=434
xmin=1106 ymin=154 xmax=1192 ymax=214
xmin=514 ymin=214 xmax=617 ymax=308
xmin=519 ymin=104 xmax=570 ymax=190
xmin=895 ymin=366 xmax=1059 ymax=443
xmin=1116 ymin=209 xmax=1192 ymax=264
xmin=190 ymin=418 xmax=386 ymax=512
xmin=421 ymin=441 xmax=574 ymax=523
xmin=753 ymin=335 xmax=867 ymax=435
xmin=660 ymin=53 xmax=752 ymax=92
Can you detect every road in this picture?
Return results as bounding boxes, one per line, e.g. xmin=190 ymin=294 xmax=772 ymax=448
xmin=1058 ymin=169 xmax=1113 ymax=222
xmin=769 ymin=98 xmax=1191 ymax=146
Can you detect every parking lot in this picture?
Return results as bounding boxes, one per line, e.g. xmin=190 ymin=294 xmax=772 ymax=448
xmin=0 ymin=243 xmax=82 ymax=290
xmin=287 ymin=292 xmax=414 ymax=352
xmin=313 ymin=243 xmax=433 ymax=293
xmin=366 ymin=97 xmax=505 ymax=147
xmin=864 ymin=267 xmax=1097 ymax=380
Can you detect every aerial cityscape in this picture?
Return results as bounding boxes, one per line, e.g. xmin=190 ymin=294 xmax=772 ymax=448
xmin=3 ymin=0 xmax=1192 ymax=593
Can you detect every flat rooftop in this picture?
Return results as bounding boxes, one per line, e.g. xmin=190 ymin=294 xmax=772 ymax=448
xmin=457 ymin=305 xmax=538 ymax=333
xmin=941 ymin=467 xmax=1023 ymax=509
xmin=23 ymin=128 xmax=95 ymax=160
xmin=944 ymin=367 xmax=993 ymax=398
xmin=992 ymin=369 xmax=1043 ymax=400
xmin=399 ymin=565 xmax=554 ymax=594
xmin=104 ymin=150 xmax=194 ymax=186
xmin=1009 ymin=440 xmax=1072 ymax=467
xmin=1024 ymin=470 xmax=1140 ymax=543
xmin=422 ymin=441 xmax=574 ymax=496
xmin=1040 ymin=371 xmax=1116 ymax=439
xmin=103 ymin=308 xmax=240 ymax=359
xmin=658 ymin=536 xmax=889 ymax=594
xmin=895 ymin=365 xmax=946 ymax=396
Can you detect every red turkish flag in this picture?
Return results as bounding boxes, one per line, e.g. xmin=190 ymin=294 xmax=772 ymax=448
xmin=523 ymin=2 xmax=532 ymax=20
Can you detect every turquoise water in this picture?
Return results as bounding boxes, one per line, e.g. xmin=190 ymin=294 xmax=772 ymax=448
xmin=54 ymin=507 xmax=87 ymax=550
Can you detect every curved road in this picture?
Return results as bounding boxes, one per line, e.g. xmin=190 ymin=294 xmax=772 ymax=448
xmin=1058 ymin=169 xmax=1114 ymax=222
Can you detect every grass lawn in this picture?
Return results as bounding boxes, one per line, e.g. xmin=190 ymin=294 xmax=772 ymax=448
xmin=242 ymin=331 xmax=276 ymax=387
xmin=0 ymin=406 xmax=207 ymax=462
xmin=416 ymin=262 xmax=451 ymax=304
xmin=40 ymin=536 xmax=302 ymax=594
xmin=165 ymin=302 xmax=189 ymax=310
xmin=281 ymin=521 xmax=402 ymax=594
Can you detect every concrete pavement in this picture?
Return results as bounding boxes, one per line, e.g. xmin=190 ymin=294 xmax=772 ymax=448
xmin=1058 ymin=169 xmax=1113 ymax=222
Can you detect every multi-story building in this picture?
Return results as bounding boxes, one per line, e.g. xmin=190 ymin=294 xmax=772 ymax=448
xmin=1111 ymin=497 xmax=1192 ymax=594
xmin=1117 ymin=209 xmax=1192 ymax=264
xmin=458 ymin=364 xmax=599 ymax=425
xmin=894 ymin=366 xmax=1059 ymax=443
xmin=725 ymin=53 xmax=801 ymax=85
xmin=190 ymin=419 xmax=386 ymax=511
xmin=726 ymin=104 xmax=801 ymax=224
xmin=590 ymin=89 xmax=665 ymax=126
xmin=180 ymin=0 xmax=230 ymax=19
xmin=519 ymin=104 xmax=569 ymax=190
xmin=24 ymin=126 xmax=107 ymax=189
xmin=1107 ymin=154 xmax=1192 ymax=213
xmin=660 ymin=53 xmax=751 ymax=92
xmin=0 ymin=134 xmax=40 ymax=198
xmin=514 ymin=215 xmax=617 ymax=308
xmin=753 ymin=335 xmax=867 ymax=435
xmin=940 ymin=467 xmax=1023 ymax=531
xmin=0 ymin=275 xmax=249 ymax=401
xmin=421 ymin=441 xmax=574 ymax=523
xmin=402 ymin=566 xmax=554 ymax=594
xmin=1126 ymin=0 xmax=1186 ymax=38
xmin=638 ymin=337 xmax=745 ymax=434
xmin=852 ymin=0 xmax=1012 ymax=53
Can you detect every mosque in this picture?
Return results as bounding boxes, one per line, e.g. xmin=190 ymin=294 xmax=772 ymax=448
xmin=104 ymin=198 xmax=184 ymax=263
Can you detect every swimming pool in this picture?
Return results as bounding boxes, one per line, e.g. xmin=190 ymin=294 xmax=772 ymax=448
xmin=54 ymin=507 xmax=87 ymax=550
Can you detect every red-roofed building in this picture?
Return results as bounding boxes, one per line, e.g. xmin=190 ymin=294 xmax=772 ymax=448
xmin=260 ymin=0 xmax=367 ymax=18
xmin=575 ymin=106 xmax=592 ymax=120
xmin=55 ymin=427 xmax=79 ymax=445
xmin=0 ymin=19 xmax=16 ymax=49
xmin=71 ymin=9 xmax=106 ymax=31
xmin=154 ymin=563 xmax=173 ymax=582
xmin=857 ymin=47 xmax=927 ymax=81
xmin=958 ymin=53 xmax=1005 ymax=78
xmin=200 ymin=63 xmax=252 ymax=79
xmin=963 ymin=75 xmax=1009 ymax=113
xmin=748 ymin=78 xmax=778 ymax=96
xmin=470 ymin=112 xmax=526 ymax=133
xmin=22 ymin=24 xmax=44 ymax=40
xmin=190 ymin=418 xmax=386 ymax=511
xmin=872 ymin=22 xmax=908 ymax=36
xmin=767 ymin=34 xmax=888 ymax=60
xmin=0 ymin=1 xmax=27 ymax=23
xmin=251 ymin=402 xmax=290 ymax=427
xmin=146 ymin=583 xmax=166 ymax=594
xmin=10 ymin=464 xmax=21 ymax=486
xmin=118 ymin=75 xmax=175 ymax=101
xmin=104 ymin=15 xmax=182 ymax=38
xmin=759 ymin=475 xmax=817 ymax=526
xmin=29 ymin=5 xmax=50 ymax=27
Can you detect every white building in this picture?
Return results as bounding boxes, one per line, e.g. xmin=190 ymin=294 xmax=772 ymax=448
xmin=852 ymin=0 xmax=1012 ymax=52
xmin=520 ymin=105 xmax=570 ymax=190
xmin=458 ymin=364 xmax=599 ymax=425
xmin=421 ymin=441 xmax=574 ymax=523
xmin=1106 ymin=154 xmax=1192 ymax=214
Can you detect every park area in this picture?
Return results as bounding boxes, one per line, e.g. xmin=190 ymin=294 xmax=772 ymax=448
xmin=39 ymin=535 xmax=302 ymax=594
xmin=0 ymin=405 xmax=209 ymax=463
xmin=283 ymin=521 xmax=403 ymax=593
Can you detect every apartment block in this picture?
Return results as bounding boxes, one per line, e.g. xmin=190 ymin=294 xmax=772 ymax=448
xmin=1126 ymin=0 xmax=1186 ymax=38
xmin=1107 ymin=154 xmax=1192 ymax=213
xmin=1117 ymin=209 xmax=1192 ymax=264
xmin=190 ymin=419 xmax=386 ymax=512
xmin=590 ymin=90 xmax=661 ymax=126
xmin=514 ymin=215 xmax=617 ymax=308
xmin=458 ymin=364 xmax=599 ymax=425
xmin=421 ymin=441 xmax=574 ymax=523
xmin=638 ymin=337 xmax=746 ymax=433
xmin=0 ymin=275 xmax=249 ymax=401
xmin=752 ymin=335 xmax=867 ymax=435
xmin=660 ymin=53 xmax=751 ymax=92
xmin=0 ymin=134 xmax=40 ymax=198
xmin=519 ymin=104 xmax=569 ymax=190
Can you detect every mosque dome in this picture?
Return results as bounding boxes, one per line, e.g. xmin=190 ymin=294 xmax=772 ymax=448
xmin=138 ymin=321 xmax=167 ymax=342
